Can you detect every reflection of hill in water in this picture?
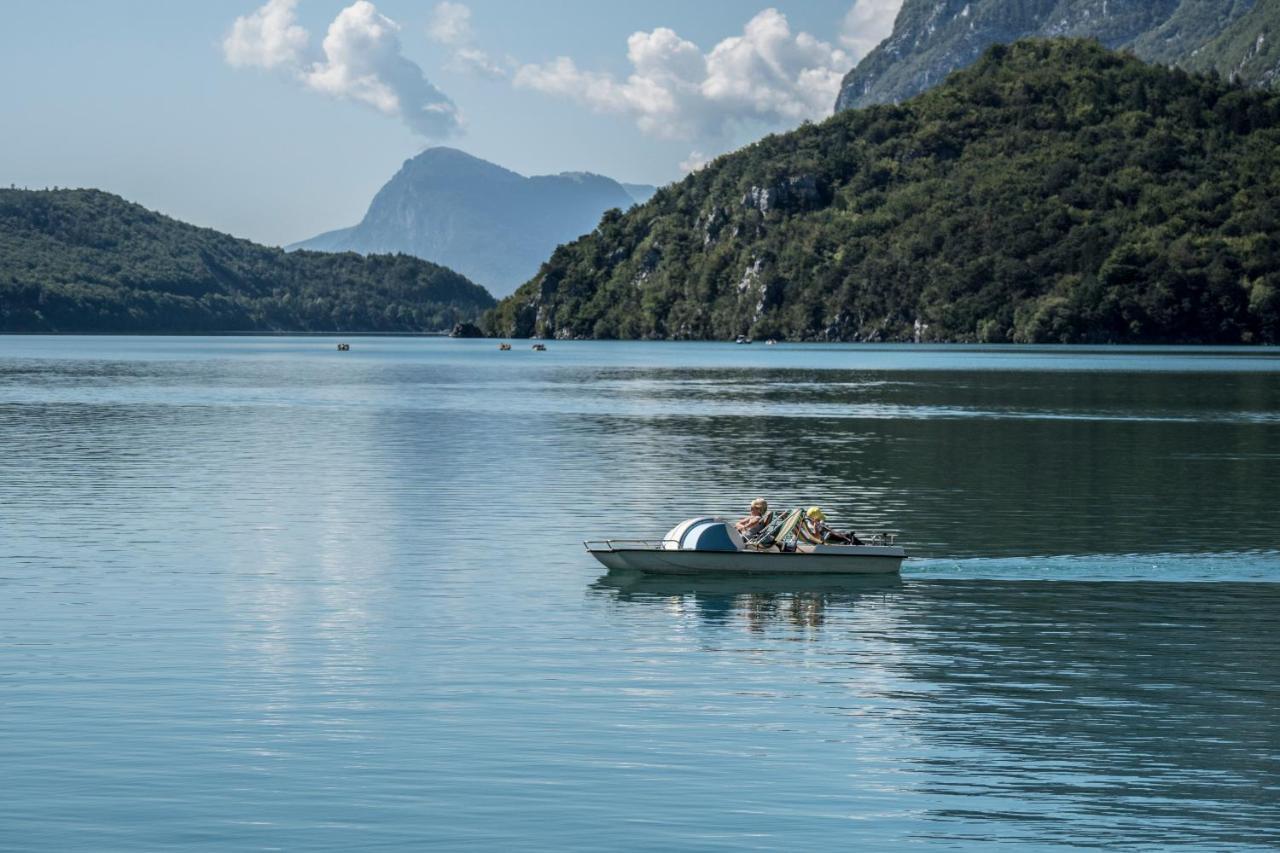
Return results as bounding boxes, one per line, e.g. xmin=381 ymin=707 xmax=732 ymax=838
xmin=591 ymin=573 xmax=1280 ymax=847
xmin=562 ymin=367 xmax=1280 ymax=560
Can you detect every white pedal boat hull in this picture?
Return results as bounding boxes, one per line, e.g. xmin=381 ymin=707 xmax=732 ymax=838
xmin=586 ymin=543 xmax=905 ymax=575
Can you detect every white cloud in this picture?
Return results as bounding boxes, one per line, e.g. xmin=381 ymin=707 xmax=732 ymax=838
xmin=839 ymin=0 xmax=903 ymax=62
xmin=223 ymin=0 xmax=460 ymax=138
xmin=305 ymin=1 xmax=460 ymax=136
xmin=427 ymin=1 xmax=505 ymax=79
xmin=452 ymin=47 xmax=506 ymax=79
xmin=223 ymin=0 xmax=308 ymax=70
xmin=513 ymin=9 xmax=849 ymax=143
xmin=427 ymin=1 xmax=471 ymax=45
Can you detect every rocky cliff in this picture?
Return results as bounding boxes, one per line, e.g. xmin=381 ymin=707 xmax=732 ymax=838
xmin=836 ymin=0 xmax=1277 ymax=111
xmin=1182 ymin=0 xmax=1280 ymax=86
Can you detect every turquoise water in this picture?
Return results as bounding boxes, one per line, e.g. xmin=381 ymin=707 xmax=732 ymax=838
xmin=1 ymin=337 xmax=1278 ymax=850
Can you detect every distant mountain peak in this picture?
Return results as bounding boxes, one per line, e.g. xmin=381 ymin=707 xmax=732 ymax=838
xmin=396 ymin=146 xmax=524 ymax=184
xmin=291 ymin=149 xmax=659 ymax=296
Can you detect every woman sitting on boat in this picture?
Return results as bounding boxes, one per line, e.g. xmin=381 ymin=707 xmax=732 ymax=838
xmin=799 ymin=506 xmax=861 ymax=545
xmin=735 ymin=498 xmax=773 ymax=538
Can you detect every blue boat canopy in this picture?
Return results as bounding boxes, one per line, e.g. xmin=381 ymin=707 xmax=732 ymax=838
xmin=664 ymin=517 xmax=743 ymax=552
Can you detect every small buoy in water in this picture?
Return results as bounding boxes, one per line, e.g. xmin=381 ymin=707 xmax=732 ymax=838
xmin=337 ymin=343 xmax=350 ymax=351
xmin=499 ymin=342 xmax=512 ymax=351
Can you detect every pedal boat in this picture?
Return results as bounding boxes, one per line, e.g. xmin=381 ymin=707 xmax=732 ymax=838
xmin=585 ymin=512 xmax=906 ymax=575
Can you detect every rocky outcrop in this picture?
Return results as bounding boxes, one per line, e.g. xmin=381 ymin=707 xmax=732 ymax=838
xmin=740 ymin=176 xmax=823 ymax=215
xmin=1182 ymin=0 xmax=1280 ymax=86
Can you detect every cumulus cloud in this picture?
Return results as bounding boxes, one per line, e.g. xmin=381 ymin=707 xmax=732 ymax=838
xmin=513 ymin=9 xmax=849 ymax=143
xmin=839 ymin=0 xmax=904 ymax=62
xmin=306 ymin=1 xmax=460 ymax=135
xmin=223 ymin=0 xmax=309 ymax=69
xmin=426 ymin=1 xmax=506 ymax=79
xmin=223 ymin=0 xmax=461 ymax=138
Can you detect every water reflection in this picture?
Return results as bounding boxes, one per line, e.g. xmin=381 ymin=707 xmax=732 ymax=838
xmin=5 ymin=339 xmax=1280 ymax=850
xmin=591 ymin=573 xmax=1280 ymax=847
xmin=593 ymin=570 xmax=903 ymax=630
xmin=569 ymin=400 xmax=1280 ymax=558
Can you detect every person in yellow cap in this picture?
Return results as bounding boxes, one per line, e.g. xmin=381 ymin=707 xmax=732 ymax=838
xmin=801 ymin=506 xmax=860 ymax=545
xmin=735 ymin=497 xmax=773 ymax=538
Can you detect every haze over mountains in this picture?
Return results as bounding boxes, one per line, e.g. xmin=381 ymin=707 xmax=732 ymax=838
xmin=291 ymin=148 xmax=656 ymax=297
xmin=837 ymin=0 xmax=1280 ymax=111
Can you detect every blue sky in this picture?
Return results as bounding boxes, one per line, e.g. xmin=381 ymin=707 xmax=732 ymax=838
xmin=0 ymin=1 xmax=899 ymax=246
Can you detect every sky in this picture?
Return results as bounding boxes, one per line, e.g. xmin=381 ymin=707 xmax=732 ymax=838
xmin=0 ymin=0 xmax=902 ymax=246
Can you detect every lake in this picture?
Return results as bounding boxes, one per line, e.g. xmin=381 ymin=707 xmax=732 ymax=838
xmin=2 ymin=337 xmax=1278 ymax=850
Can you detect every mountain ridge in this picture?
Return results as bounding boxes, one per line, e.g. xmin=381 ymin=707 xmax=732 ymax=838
xmin=0 ymin=188 xmax=494 ymax=333
xmin=836 ymin=0 xmax=1280 ymax=112
xmin=290 ymin=148 xmax=658 ymax=297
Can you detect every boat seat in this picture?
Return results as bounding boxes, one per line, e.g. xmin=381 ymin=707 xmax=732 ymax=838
xmin=741 ymin=511 xmax=774 ymax=543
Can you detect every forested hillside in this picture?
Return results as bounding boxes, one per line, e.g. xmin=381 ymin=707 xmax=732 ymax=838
xmin=0 ymin=189 xmax=494 ymax=333
xmin=1182 ymin=0 xmax=1280 ymax=88
xmin=486 ymin=40 xmax=1280 ymax=344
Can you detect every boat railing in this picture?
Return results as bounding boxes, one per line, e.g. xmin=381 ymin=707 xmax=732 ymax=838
xmin=856 ymin=530 xmax=899 ymax=545
xmin=583 ymin=539 xmax=678 ymax=552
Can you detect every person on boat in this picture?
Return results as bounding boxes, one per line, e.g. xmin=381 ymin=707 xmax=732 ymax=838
xmin=735 ymin=498 xmax=773 ymax=538
xmin=799 ymin=506 xmax=861 ymax=545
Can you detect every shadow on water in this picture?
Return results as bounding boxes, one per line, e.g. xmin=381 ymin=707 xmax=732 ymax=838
xmin=590 ymin=571 xmax=1280 ymax=848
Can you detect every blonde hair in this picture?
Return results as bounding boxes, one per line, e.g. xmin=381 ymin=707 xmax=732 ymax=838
xmin=751 ymin=497 xmax=768 ymax=511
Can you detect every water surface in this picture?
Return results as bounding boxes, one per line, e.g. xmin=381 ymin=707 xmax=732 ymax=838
xmin=2 ymin=338 xmax=1278 ymax=850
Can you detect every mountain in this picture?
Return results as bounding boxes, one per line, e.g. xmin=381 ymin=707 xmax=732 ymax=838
xmin=485 ymin=40 xmax=1280 ymax=344
xmin=1182 ymin=0 xmax=1280 ymax=87
xmin=0 ymin=188 xmax=494 ymax=333
xmin=290 ymin=148 xmax=658 ymax=297
xmin=835 ymin=0 xmax=1279 ymax=112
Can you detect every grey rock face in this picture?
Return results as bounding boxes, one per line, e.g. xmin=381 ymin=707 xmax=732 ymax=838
xmin=290 ymin=148 xmax=658 ymax=298
xmin=835 ymin=0 xmax=1258 ymax=112
xmin=740 ymin=175 xmax=824 ymax=215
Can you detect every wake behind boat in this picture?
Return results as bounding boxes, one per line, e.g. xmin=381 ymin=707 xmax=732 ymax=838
xmin=585 ymin=508 xmax=906 ymax=575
